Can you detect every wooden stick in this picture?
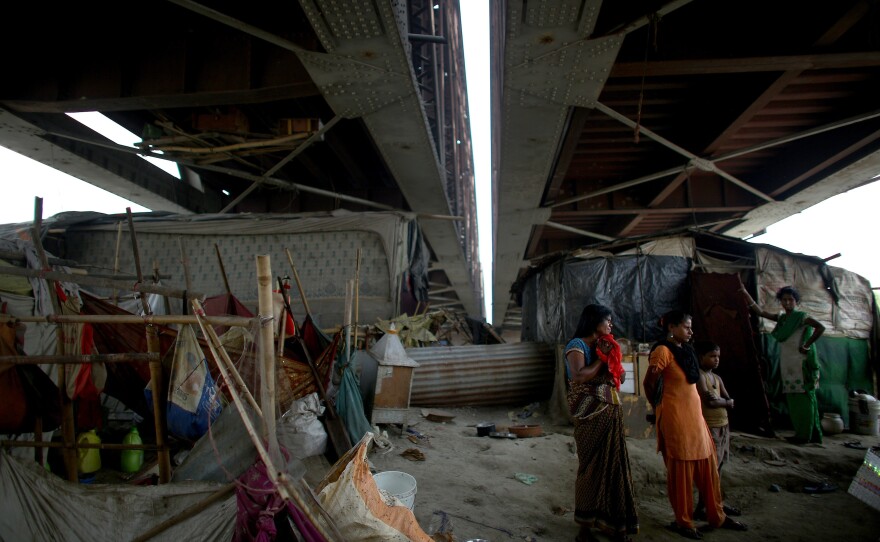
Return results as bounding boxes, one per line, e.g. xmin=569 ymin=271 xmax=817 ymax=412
xmin=0 ymin=353 xmax=159 ymax=365
xmin=2 ymin=440 xmax=159 ymax=451
xmin=127 ymin=208 xmax=171 ymax=483
xmin=0 ymin=265 xmax=203 ymax=300
xmin=354 ymin=248 xmax=360 ymax=350
xmin=192 ymin=299 xmax=262 ymax=418
xmin=131 ymin=484 xmax=236 ymax=542
xmin=178 ymin=237 xmax=193 ymax=315
xmin=344 ymin=280 xmax=353 ymax=363
xmin=192 ymin=302 xmax=340 ymax=542
xmin=256 ymin=255 xmax=281 ymax=466
xmin=284 ymin=248 xmax=311 ymax=315
xmin=111 ymin=221 xmax=123 ymax=304
xmin=215 ymin=243 xmax=232 ymax=298
xmin=32 ymin=197 xmax=78 ymax=482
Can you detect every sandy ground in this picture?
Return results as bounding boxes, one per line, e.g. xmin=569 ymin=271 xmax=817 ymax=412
xmin=355 ymin=404 xmax=880 ymax=542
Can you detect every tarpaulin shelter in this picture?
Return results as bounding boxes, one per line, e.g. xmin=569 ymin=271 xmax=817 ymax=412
xmin=517 ymin=230 xmax=877 ymax=434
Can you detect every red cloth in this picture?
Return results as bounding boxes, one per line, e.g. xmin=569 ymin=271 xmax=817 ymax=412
xmin=234 ymin=450 xmax=325 ymax=542
xmin=595 ymin=333 xmax=624 ymax=389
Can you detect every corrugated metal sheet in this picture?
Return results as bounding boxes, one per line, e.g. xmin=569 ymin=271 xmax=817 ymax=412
xmin=407 ymin=342 xmax=556 ymax=407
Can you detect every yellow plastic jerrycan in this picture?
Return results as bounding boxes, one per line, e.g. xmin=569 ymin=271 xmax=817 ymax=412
xmin=120 ymin=427 xmax=144 ymax=473
xmin=77 ymin=429 xmax=102 ymax=474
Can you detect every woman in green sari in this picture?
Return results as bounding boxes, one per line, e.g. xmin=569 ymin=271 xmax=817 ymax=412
xmin=741 ymin=285 xmax=825 ymax=444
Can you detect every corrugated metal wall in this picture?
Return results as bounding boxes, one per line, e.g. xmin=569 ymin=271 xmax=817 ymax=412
xmin=407 ymin=342 xmax=556 ymax=407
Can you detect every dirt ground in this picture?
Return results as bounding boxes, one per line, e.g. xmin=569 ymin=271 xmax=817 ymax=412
xmin=355 ymin=404 xmax=880 ymax=542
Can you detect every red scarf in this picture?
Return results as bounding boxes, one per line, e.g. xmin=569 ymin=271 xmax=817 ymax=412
xmin=595 ymin=334 xmax=624 ymax=390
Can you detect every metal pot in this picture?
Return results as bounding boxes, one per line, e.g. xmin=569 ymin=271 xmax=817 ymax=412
xmin=475 ymin=422 xmax=495 ymax=437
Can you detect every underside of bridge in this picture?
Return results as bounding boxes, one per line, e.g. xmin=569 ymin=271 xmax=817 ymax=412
xmin=1 ymin=1 xmax=879 ymax=332
xmin=492 ymin=0 xmax=880 ymax=328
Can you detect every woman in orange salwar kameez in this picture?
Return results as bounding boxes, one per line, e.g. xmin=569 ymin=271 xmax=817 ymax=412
xmin=643 ymin=310 xmax=747 ymax=540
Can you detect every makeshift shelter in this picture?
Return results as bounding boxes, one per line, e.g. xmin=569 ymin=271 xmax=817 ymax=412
xmin=517 ymin=230 xmax=877 ymax=434
xmin=27 ymin=209 xmax=431 ymax=326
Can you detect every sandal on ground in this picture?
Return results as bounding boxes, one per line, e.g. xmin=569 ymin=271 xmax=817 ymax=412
xmin=666 ymin=521 xmax=703 ymax=540
xmin=722 ymin=504 xmax=741 ymax=516
xmin=720 ymin=517 xmax=748 ymax=531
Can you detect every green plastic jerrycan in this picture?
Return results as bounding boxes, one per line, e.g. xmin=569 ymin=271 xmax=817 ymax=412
xmin=121 ymin=427 xmax=144 ymax=473
xmin=77 ymin=429 xmax=102 ymax=474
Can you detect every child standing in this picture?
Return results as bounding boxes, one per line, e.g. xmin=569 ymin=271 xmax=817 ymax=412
xmin=694 ymin=340 xmax=741 ymax=519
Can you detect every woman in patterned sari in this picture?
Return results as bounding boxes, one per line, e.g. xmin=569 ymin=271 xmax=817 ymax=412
xmin=564 ymin=304 xmax=638 ymax=542
xmin=741 ymin=285 xmax=825 ymax=444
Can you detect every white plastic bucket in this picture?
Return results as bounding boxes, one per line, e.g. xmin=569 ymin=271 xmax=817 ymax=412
xmin=373 ymin=471 xmax=417 ymax=510
xmin=849 ymin=395 xmax=880 ymax=436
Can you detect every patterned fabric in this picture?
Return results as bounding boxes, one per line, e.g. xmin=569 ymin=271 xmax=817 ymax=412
xmin=234 ymin=454 xmax=325 ymax=542
xmin=565 ymin=338 xmax=638 ymax=536
xmin=564 ymin=338 xmax=620 ymax=408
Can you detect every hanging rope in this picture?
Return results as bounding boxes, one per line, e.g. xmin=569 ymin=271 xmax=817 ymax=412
xmin=635 ymin=13 xmax=661 ymax=144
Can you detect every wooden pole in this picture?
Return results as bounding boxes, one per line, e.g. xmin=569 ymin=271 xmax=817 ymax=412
xmin=344 ymin=280 xmax=353 ymax=364
xmin=0 ymin=353 xmax=159 ymax=365
xmin=32 ymin=197 xmax=78 ymax=482
xmin=111 ymin=221 xmax=123 ymax=305
xmin=353 ymin=248 xmax=360 ymax=350
xmin=215 ymin=243 xmax=233 ymax=298
xmin=131 ymin=484 xmax=236 ymax=542
xmin=284 ymin=248 xmax=311 ymax=315
xmin=178 ymin=237 xmax=193 ymax=315
xmin=256 ymin=255 xmax=281 ymax=466
xmin=0 ymin=313 xmax=252 ymax=327
xmin=126 ymin=208 xmax=171 ymax=483
xmin=0 ymin=265 xmax=203 ymax=300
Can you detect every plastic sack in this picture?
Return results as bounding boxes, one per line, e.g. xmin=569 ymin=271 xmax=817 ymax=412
xmin=146 ymin=325 xmax=222 ymax=441
xmin=277 ymin=392 xmax=327 ymax=460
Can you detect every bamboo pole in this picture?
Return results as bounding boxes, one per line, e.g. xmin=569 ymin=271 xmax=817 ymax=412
xmin=191 ymin=299 xmax=263 ymax=418
xmin=0 ymin=314 xmax=252 ymax=327
xmin=2 ymin=440 xmax=159 ymax=451
xmin=127 ymin=208 xmax=171 ymax=483
xmin=191 ymin=303 xmax=341 ymax=542
xmin=131 ymin=484 xmax=236 ymax=542
xmin=353 ymin=248 xmax=360 ymax=350
xmin=178 ymin=237 xmax=193 ymax=315
xmin=284 ymin=248 xmax=310 ymax=315
xmin=0 ymin=265 xmax=203 ymax=300
xmin=215 ymin=243 xmax=232 ymax=298
xmin=344 ymin=280 xmax=353 ymax=363
xmin=111 ymin=221 xmax=123 ymax=304
xmin=32 ymin=197 xmax=78 ymax=482
xmin=0 ymin=353 xmax=159 ymax=365
xmin=256 ymin=255 xmax=281 ymax=467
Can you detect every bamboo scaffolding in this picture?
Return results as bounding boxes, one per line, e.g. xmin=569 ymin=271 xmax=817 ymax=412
xmin=284 ymin=248 xmax=311 ymax=314
xmin=111 ymin=221 xmax=123 ymax=304
xmin=32 ymin=197 xmax=78 ymax=482
xmin=0 ymin=353 xmax=159 ymax=365
xmin=256 ymin=255 xmax=281 ymax=467
xmin=0 ymin=265 xmax=203 ymax=300
xmin=126 ymin=208 xmax=172 ymax=483
xmin=0 ymin=314 xmax=252 ymax=326
xmin=191 ymin=299 xmax=342 ymax=542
